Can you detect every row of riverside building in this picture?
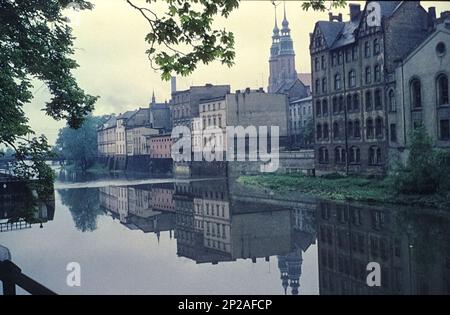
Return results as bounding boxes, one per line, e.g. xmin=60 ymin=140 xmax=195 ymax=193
xmin=98 ymin=1 xmax=450 ymax=176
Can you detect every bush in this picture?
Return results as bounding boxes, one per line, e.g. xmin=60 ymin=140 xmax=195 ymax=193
xmin=393 ymin=126 xmax=450 ymax=195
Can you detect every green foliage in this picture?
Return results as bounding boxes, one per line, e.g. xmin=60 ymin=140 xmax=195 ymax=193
xmin=0 ymin=0 xmax=98 ymax=181
xmin=56 ymin=115 xmax=107 ymax=171
xmin=393 ymin=126 xmax=450 ymax=195
xmin=129 ymin=0 xmax=347 ymax=80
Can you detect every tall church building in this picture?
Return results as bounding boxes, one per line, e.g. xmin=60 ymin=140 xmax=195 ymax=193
xmin=268 ymin=7 xmax=298 ymax=93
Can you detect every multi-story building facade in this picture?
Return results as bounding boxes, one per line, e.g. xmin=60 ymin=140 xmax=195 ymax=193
xmin=148 ymin=134 xmax=173 ymax=159
xmin=116 ymin=110 xmax=135 ymax=157
xmin=311 ymin=1 xmax=432 ymax=175
xmin=289 ymin=96 xmax=313 ymax=148
xmin=97 ymin=116 xmax=117 ymax=158
xmin=390 ymin=16 xmax=450 ymax=163
xmin=170 ymin=83 xmax=230 ymax=130
xmin=126 ymin=108 xmax=159 ymax=156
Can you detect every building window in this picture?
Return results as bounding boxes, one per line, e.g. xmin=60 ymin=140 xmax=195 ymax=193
xmin=338 ymin=96 xmax=344 ymax=113
xmin=364 ymin=41 xmax=371 ymax=58
xmin=374 ymin=39 xmax=380 ymax=55
xmin=335 ymin=147 xmax=346 ymax=165
xmin=375 ymin=117 xmax=383 ymax=138
xmin=322 ymin=77 xmax=327 ymax=93
xmin=346 ymin=49 xmax=351 ymax=63
xmin=332 ymin=96 xmax=338 ymax=113
xmin=436 ymin=42 xmax=446 ymax=56
xmin=347 ymin=94 xmax=352 ymax=111
xmin=374 ymin=64 xmax=381 ymax=82
xmin=332 ymin=52 xmax=337 ymax=66
xmin=369 ymin=146 xmax=382 ymax=165
xmin=316 ymin=100 xmax=322 ymax=116
xmin=365 ymin=67 xmax=372 ymax=84
xmin=374 ymin=89 xmax=383 ymax=109
xmin=389 ymin=89 xmax=396 ymax=112
xmin=349 ymin=70 xmax=356 ymax=87
xmin=333 ymin=122 xmax=340 ymax=139
xmin=366 ymin=91 xmax=373 ymax=111
xmin=353 ymin=93 xmax=360 ymax=111
xmin=352 ymin=45 xmax=358 ymax=61
xmin=317 ymin=124 xmax=322 ymax=140
xmin=316 ymin=79 xmax=321 ymax=94
xmin=323 ymin=123 xmax=329 ymax=139
xmin=440 ymin=120 xmax=450 ymax=141
xmin=335 ymin=73 xmax=342 ymax=90
xmin=321 ymin=55 xmax=326 ymax=69
xmin=338 ymin=51 xmax=343 ymax=65
xmin=315 ymin=57 xmax=320 ymax=71
xmin=354 ymin=120 xmax=361 ymax=138
xmin=319 ymin=147 xmax=329 ymax=164
xmin=349 ymin=146 xmax=361 ymax=164
xmin=390 ymin=123 xmax=397 ymax=142
xmin=348 ymin=120 xmax=354 ymax=138
xmin=437 ymin=74 xmax=449 ymax=106
xmin=322 ymin=99 xmax=329 ymax=116
xmin=367 ymin=118 xmax=374 ymax=139
xmin=411 ymin=79 xmax=422 ymax=109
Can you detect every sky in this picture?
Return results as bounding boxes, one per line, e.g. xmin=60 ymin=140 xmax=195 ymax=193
xmin=23 ymin=0 xmax=450 ymax=144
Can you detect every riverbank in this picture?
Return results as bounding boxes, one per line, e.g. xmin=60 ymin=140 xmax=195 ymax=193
xmin=237 ymin=174 xmax=450 ymax=210
xmin=62 ymin=163 xmax=111 ymax=175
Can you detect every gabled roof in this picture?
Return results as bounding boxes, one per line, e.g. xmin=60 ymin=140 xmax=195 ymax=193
xmin=316 ymin=21 xmax=345 ymax=48
xmin=117 ymin=110 xmax=137 ymax=120
xmin=298 ymin=73 xmax=312 ymax=88
xmin=101 ymin=116 xmax=117 ymax=130
xmin=331 ymin=20 xmax=359 ymax=49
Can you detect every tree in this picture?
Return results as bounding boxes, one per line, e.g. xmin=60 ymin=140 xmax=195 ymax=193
xmin=56 ymin=115 xmax=107 ymax=171
xmin=128 ymin=0 xmax=347 ymax=80
xmin=0 ymin=0 xmax=98 ymax=182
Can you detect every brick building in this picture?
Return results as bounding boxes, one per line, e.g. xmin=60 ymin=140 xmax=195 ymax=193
xmin=310 ymin=1 xmax=433 ymax=175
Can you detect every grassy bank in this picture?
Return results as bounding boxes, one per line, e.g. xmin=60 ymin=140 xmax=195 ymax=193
xmin=237 ymin=174 xmax=450 ymax=210
xmin=62 ymin=162 xmax=111 ymax=175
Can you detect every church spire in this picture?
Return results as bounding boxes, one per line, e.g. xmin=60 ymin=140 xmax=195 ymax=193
xmin=152 ymin=90 xmax=156 ymax=104
xmin=281 ymin=1 xmax=290 ymax=32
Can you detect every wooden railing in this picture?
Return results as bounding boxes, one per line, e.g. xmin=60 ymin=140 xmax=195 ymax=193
xmin=0 ymin=260 xmax=57 ymax=295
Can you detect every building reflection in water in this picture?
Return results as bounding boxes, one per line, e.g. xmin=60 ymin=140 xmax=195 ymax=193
xmin=0 ymin=179 xmax=55 ymax=232
xmin=97 ymin=177 xmax=450 ymax=295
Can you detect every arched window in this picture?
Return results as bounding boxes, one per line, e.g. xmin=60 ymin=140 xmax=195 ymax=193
xmin=366 ymin=91 xmax=373 ymax=111
xmin=374 ymin=89 xmax=383 ymax=109
xmin=374 ymin=64 xmax=381 ymax=82
xmin=349 ymin=146 xmax=361 ymax=164
xmin=333 ymin=121 xmax=340 ymax=139
xmin=332 ymin=96 xmax=338 ymax=113
xmin=411 ymin=79 xmax=422 ymax=109
xmin=354 ymin=120 xmax=361 ymax=138
xmin=437 ymin=74 xmax=449 ymax=106
xmin=335 ymin=73 xmax=342 ymax=90
xmin=334 ymin=147 xmax=346 ymax=165
xmin=323 ymin=123 xmax=329 ymax=139
xmin=375 ymin=117 xmax=383 ymax=138
xmin=339 ymin=96 xmax=344 ymax=112
xmin=365 ymin=41 xmax=371 ymax=58
xmin=369 ymin=146 xmax=382 ymax=165
xmin=322 ymin=99 xmax=328 ymax=115
xmin=365 ymin=67 xmax=372 ymax=84
xmin=367 ymin=118 xmax=374 ymax=139
xmin=348 ymin=120 xmax=354 ymax=138
xmin=315 ymin=79 xmax=320 ymax=94
xmin=353 ymin=93 xmax=360 ymax=111
xmin=315 ymin=57 xmax=320 ymax=71
xmin=374 ymin=39 xmax=380 ymax=55
xmin=389 ymin=89 xmax=396 ymax=112
xmin=316 ymin=100 xmax=322 ymax=116
xmin=317 ymin=124 xmax=322 ymax=140
xmin=349 ymin=70 xmax=356 ymax=87
xmin=322 ymin=77 xmax=327 ymax=93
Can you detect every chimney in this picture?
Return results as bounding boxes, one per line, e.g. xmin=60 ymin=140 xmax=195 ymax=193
xmin=170 ymin=76 xmax=177 ymax=94
xmin=429 ymin=7 xmax=436 ymax=21
xmin=245 ymin=87 xmax=251 ymax=94
xmin=329 ymin=12 xmax=343 ymax=22
xmin=329 ymin=12 xmax=333 ymax=21
xmin=349 ymin=4 xmax=361 ymax=22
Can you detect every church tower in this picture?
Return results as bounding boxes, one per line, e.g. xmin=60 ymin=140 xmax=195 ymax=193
xmin=268 ymin=3 xmax=297 ymax=93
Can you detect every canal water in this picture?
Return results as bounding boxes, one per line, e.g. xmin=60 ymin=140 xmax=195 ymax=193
xmin=1 ymin=171 xmax=449 ymax=295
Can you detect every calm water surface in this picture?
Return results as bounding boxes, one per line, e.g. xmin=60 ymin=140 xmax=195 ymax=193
xmin=1 ymin=172 xmax=449 ymax=295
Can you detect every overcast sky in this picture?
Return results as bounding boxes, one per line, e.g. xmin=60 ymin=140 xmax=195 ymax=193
xmin=23 ymin=0 xmax=450 ymax=144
